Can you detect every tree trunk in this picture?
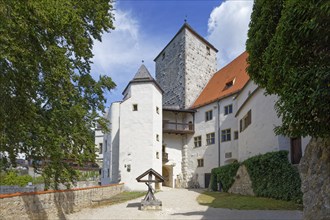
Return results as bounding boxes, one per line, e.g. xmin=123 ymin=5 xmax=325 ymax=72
xmin=299 ymin=137 xmax=330 ymax=220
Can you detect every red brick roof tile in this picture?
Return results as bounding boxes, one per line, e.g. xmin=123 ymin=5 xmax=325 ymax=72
xmin=191 ymin=51 xmax=250 ymax=109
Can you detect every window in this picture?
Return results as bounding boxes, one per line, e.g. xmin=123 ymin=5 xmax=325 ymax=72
xmin=99 ymin=143 xmax=103 ymax=154
xmin=162 ymin=52 xmax=165 ymax=60
xmin=127 ymin=164 xmax=131 ymax=172
xmin=156 ymin=134 xmax=159 ymax=142
xmin=206 ymin=46 xmax=210 ymax=55
xmin=194 ymin=136 xmax=202 ymax=148
xmin=240 ymin=110 xmax=252 ymax=132
xmin=197 ymin=159 xmax=204 ymax=167
xmin=221 ymin=129 xmax=231 ymax=142
xmin=234 ymin=131 xmax=239 ymax=140
xmin=206 ymin=132 xmax=215 ymax=145
xmin=156 ymin=106 xmax=159 ymax=114
xmin=225 ymin=152 xmax=232 ymax=158
xmin=132 ymin=104 xmax=138 ymax=111
xmin=224 ymin=78 xmax=235 ymax=90
xmin=107 ymin=168 xmax=110 ymax=177
xmin=156 ymin=152 xmax=159 ymax=159
xmin=224 ymin=104 xmax=233 ymax=115
xmin=205 ymin=110 xmax=213 ymax=121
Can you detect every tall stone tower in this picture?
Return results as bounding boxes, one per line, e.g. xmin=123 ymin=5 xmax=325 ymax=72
xmin=155 ymin=23 xmax=218 ymax=109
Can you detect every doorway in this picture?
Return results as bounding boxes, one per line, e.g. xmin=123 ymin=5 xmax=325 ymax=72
xmin=162 ymin=166 xmax=173 ymax=187
xmin=204 ymin=173 xmax=211 ymax=188
xmin=291 ymin=137 xmax=302 ymax=164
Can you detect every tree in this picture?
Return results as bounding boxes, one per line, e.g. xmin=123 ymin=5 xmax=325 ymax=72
xmin=0 ymin=0 xmax=116 ymax=189
xmin=246 ymin=0 xmax=330 ymax=219
xmin=246 ymin=0 xmax=329 ymax=138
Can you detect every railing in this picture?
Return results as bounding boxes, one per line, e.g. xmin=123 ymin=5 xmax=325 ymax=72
xmin=162 ymin=153 xmax=169 ymax=163
xmin=163 ymin=121 xmax=194 ymax=134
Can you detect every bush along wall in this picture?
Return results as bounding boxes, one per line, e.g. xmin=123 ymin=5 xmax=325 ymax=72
xmin=243 ymin=150 xmax=302 ymax=203
xmin=210 ymin=162 xmax=240 ymax=192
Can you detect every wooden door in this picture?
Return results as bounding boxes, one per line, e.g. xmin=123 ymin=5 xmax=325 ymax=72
xmin=291 ymin=137 xmax=302 ymax=164
xmin=204 ymin=173 xmax=211 ymax=188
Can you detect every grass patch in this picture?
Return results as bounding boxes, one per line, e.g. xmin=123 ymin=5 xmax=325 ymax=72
xmin=92 ymin=191 xmax=146 ymax=207
xmin=197 ymin=191 xmax=303 ymax=210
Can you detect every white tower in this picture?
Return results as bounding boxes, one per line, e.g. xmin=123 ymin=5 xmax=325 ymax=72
xmin=118 ymin=65 xmax=163 ymax=190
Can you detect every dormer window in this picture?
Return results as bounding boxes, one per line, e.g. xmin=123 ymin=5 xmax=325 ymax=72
xmin=224 ymin=78 xmax=236 ymax=90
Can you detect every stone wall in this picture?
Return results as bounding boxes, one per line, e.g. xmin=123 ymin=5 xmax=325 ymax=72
xmin=300 ymin=137 xmax=330 ymax=220
xmin=228 ymin=165 xmax=254 ymax=196
xmin=0 ymin=183 xmax=124 ymax=219
xmin=155 ymin=25 xmax=217 ymax=109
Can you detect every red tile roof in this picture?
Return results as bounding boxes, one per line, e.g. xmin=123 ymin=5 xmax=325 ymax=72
xmin=191 ymin=51 xmax=250 ymax=109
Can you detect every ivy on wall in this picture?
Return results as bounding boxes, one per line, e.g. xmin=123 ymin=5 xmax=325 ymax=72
xmin=244 ymin=151 xmax=302 ymax=203
xmin=210 ymin=151 xmax=302 ymax=203
xmin=210 ymin=162 xmax=240 ymax=192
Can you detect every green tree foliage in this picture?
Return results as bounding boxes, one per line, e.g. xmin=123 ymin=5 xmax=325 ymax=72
xmin=246 ymin=0 xmax=330 ymax=138
xmin=244 ymin=151 xmax=302 ymax=203
xmin=0 ymin=0 xmax=115 ymax=189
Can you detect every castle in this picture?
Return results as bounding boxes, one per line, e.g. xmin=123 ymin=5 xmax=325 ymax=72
xmin=98 ymin=23 xmax=310 ymax=190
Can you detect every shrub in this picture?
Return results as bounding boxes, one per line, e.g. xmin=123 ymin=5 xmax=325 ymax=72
xmin=0 ymin=171 xmax=33 ymax=186
xmin=210 ymin=162 xmax=240 ymax=192
xmin=243 ymin=150 xmax=302 ymax=203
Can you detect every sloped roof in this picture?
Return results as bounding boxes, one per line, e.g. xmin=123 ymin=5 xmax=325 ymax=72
xmin=132 ymin=64 xmax=154 ymax=81
xmin=154 ymin=23 xmax=218 ymax=61
xmin=191 ymin=51 xmax=250 ymax=109
xmin=136 ymin=168 xmax=164 ymax=183
xmin=122 ymin=64 xmax=163 ymax=95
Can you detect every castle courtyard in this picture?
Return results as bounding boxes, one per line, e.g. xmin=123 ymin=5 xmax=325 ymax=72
xmin=66 ymin=188 xmax=303 ymax=220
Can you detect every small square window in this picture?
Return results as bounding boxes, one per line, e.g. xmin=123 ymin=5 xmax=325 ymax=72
xmin=206 ymin=132 xmax=215 ymax=145
xmin=194 ymin=136 xmax=202 ymax=148
xmin=221 ymin=129 xmax=231 ymax=142
xmin=156 ymin=106 xmax=159 ymax=114
xmin=127 ymin=164 xmax=131 ymax=172
xmin=197 ymin=159 xmax=204 ymax=167
xmin=206 ymin=46 xmax=210 ymax=55
xmin=234 ymin=131 xmax=239 ymax=140
xmin=162 ymin=52 xmax=165 ymax=60
xmin=132 ymin=104 xmax=138 ymax=111
xmin=205 ymin=110 xmax=213 ymax=121
xmin=224 ymin=104 xmax=233 ymax=115
xmin=156 ymin=134 xmax=159 ymax=141
xmin=156 ymin=152 xmax=159 ymax=159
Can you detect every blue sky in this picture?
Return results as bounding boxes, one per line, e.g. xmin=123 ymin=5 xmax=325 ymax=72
xmin=91 ymin=0 xmax=254 ymax=108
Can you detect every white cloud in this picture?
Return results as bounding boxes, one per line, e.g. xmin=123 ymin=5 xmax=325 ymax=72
xmin=207 ymin=1 xmax=253 ymax=68
xmin=91 ymin=7 xmax=164 ymax=103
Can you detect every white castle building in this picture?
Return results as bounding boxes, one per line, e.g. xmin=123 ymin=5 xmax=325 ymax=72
xmin=99 ymin=23 xmax=310 ymax=190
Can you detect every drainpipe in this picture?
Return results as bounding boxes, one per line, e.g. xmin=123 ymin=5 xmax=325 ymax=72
xmin=217 ymin=100 xmax=221 ymax=167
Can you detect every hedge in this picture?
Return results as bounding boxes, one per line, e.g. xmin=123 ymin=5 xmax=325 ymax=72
xmin=210 ymin=162 xmax=240 ymax=192
xmin=243 ymin=151 xmax=302 ymax=203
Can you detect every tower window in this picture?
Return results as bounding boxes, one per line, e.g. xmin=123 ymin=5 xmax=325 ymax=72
xmin=156 ymin=134 xmax=159 ymax=141
xmin=156 ymin=106 xmax=159 ymax=114
xmin=206 ymin=46 xmax=210 ymax=55
xmin=132 ymin=104 xmax=138 ymax=111
xmin=162 ymin=52 xmax=165 ymax=60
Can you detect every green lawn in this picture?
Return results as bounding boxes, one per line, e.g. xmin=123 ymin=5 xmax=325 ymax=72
xmin=197 ymin=191 xmax=303 ymax=210
xmin=92 ymin=191 xmax=146 ymax=207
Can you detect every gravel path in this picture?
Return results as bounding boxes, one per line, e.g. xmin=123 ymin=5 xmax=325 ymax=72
xmin=66 ymin=188 xmax=303 ymax=220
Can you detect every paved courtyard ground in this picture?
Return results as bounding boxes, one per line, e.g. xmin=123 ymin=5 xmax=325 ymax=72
xmin=66 ymin=188 xmax=303 ymax=220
